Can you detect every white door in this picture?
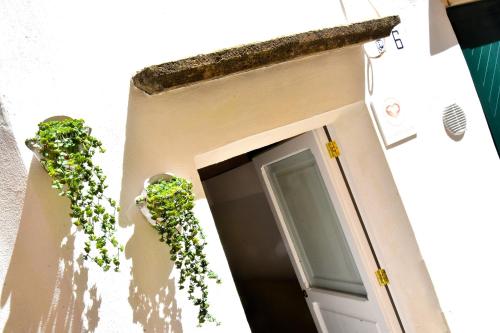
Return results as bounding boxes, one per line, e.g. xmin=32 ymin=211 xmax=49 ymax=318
xmin=253 ymin=129 xmax=402 ymax=333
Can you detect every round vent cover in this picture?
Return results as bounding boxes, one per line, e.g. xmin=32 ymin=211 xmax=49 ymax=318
xmin=443 ymin=103 xmax=467 ymax=137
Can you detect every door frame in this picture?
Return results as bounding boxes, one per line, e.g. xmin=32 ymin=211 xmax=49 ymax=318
xmin=253 ymin=128 xmax=403 ymax=333
xmin=195 ymin=102 xmax=447 ymax=332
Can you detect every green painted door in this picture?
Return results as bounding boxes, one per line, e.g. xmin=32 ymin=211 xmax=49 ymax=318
xmin=448 ymin=0 xmax=500 ymax=156
xmin=463 ymin=42 xmax=500 ymax=155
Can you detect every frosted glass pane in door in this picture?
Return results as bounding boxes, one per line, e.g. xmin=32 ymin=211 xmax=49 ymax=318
xmin=265 ymin=149 xmax=367 ymax=297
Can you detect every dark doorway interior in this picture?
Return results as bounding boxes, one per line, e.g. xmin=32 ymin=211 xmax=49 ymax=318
xmin=199 ymin=149 xmax=317 ymax=333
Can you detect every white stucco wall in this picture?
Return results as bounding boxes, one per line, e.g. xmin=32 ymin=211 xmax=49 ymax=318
xmin=366 ymin=0 xmax=500 ymax=332
xmin=0 ymin=104 xmax=27 ymax=298
xmin=2 ymin=0 xmax=499 ymax=332
xmin=0 ymin=0 xmax=383 ymax=332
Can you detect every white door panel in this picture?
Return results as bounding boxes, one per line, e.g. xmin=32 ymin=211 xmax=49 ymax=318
xmin=320 ymin=310 xmax=380 ymax=333
xmin=253 ymin=129 xmax=400 ymax=333
xmin=264 ymin=148 xmax=366 ymax=296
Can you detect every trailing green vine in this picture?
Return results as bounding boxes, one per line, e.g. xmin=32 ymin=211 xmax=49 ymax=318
xmin=26 ymin=118 xmax=122 ymax=272
xmin=136 ymin=176 xmax=221 ymax=325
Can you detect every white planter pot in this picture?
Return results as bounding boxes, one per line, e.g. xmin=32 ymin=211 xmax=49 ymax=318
xmin=135 ymin=173 xmax=175 ymax=227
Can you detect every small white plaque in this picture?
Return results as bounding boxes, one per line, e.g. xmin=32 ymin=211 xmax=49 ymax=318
xmin=370 ymin=97 xmax=416 ymax=147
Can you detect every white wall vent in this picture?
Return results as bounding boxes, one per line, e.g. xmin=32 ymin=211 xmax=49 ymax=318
xmin=443 ymin=103 xmax=467 ymax=137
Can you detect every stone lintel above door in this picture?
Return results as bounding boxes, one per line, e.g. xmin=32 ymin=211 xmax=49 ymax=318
xmin=133 ymin=16 xmax=400 ymax=95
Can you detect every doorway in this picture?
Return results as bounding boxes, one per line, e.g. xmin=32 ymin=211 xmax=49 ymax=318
xmin=200 ymin=126 xmax=402 ymax=332
xmin=200 ymin=139 xmax=317 ymax=332
xmin=199 ymin=136 xmax=316 ymax=333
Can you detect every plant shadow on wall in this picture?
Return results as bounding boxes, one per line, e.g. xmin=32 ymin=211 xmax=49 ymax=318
xmin=119 ymin=96 xmax=182 ymax=332
xmin=0 ymin=158 xmax=101 ymax=332
xmin=123 ymin=207 xmax=182 ymax=333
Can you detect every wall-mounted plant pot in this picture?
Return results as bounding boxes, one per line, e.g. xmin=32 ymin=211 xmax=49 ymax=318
xmin=24 ymin=116 xmax=123 ymax=271
xmin=25 ymin=116 xmax=91 ymax=164
xmin=134 ymin=173 xmax=220 ymax=323
xmin=135 ymin=173 xmax=175 ymax=227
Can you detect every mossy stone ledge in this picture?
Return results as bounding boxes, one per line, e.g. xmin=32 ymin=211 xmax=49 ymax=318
xmin=133 ymin=16 xmax=400 ymax=95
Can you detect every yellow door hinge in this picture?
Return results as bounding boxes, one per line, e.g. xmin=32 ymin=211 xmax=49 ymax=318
xmin=375 ymin=268 xmax=389 ymax=286
xmin=326 ymin=141 xmax=340 ymax=158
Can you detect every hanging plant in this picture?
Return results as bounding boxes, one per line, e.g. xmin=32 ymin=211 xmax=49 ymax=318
xmin=135 ymin=175 xmax=221 ymax=326
xmin=25 ymin=118 xmax=122 ymax=272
